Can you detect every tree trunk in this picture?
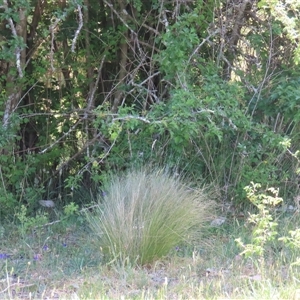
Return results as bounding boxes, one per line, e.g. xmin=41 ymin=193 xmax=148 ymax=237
xmin=111 ymin=0 xmax=129 ymax=113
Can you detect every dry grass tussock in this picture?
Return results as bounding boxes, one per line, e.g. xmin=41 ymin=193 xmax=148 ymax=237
xmin=85 ymin=168 xmax=215 ymax=265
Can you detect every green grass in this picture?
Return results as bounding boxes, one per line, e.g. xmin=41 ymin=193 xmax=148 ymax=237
xmin=1 ymin=169 xmax=300 ymax=299
xmin=0 ymin=210 xmax=300 ymax=299
xmin=0 ymin=211 xmax=300 ymax=299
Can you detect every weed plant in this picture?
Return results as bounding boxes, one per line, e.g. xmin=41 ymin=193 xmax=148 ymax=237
xmin=85 ymin=168 xmax=215 ymax=265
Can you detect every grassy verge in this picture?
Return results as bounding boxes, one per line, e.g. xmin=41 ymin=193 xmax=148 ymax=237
xmin=0 ymin=210 xmax=300 ymax=299
xmin=1 ymin=173 xmax=299 ymax=299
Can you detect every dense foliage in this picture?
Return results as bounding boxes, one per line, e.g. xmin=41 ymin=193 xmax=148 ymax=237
xmin=1 ymin=0 xmax=300 ymax=217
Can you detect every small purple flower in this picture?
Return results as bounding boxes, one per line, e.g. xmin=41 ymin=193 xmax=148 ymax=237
xmin=33 ymin=254 xmax=42 ymax=261
xmin=0 ymin=253 xmax=9 ymax=259
xmin=62 ymin=242 xmax=67 ymax=247
xmin=175 ymin=246 xmax=180 ymax=252
xmin=42 ymin=245 xmax=49 ymax=251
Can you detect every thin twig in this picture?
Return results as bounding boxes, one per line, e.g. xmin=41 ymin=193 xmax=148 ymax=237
xmin=39 ymin=120 xmax=81 ymax=154
xmin=112 ymin=115 xmax=162 ymax=124
xmin=52 ymin=132 xmax=103 ymax=175
xmin=86 ymin=55 xmax=106 ymax=113
xmin=186 ymin=29 xmax=220 ymax=67
xmin=122 ymin=8 xmax=159 ymax=35
xmin=246 ymin=21 xmax=273 ymax=118
xmin=103 ymin=0 xmax=134 ymax=33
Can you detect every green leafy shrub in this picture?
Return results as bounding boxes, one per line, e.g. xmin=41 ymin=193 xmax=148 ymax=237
xmin=85 ymin=168 xmax=215 ymax=266
xmin=235 ymin=182 xmax=283 ymax=260
xmin=16 ymin=205 xmax=49 ymax=236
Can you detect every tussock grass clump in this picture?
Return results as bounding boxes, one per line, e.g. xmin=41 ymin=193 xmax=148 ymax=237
xmin=85 ymin=168 xmax=215 ymax=265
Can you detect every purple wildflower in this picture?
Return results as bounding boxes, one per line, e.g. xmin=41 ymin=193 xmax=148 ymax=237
xmin=0 ymin=253 xmax=9 ymax=259
xmin=33 ymin=254 xmax=42 ymax=261
xmin=42 ymin=245 xmax=49 ymax=251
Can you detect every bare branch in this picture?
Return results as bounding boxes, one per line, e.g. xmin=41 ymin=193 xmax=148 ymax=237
xmin=71 ymin=4 xmax=83 ymax=52
xmin=103 ymin=0 xmax=135 ymax=33
xmin=49 ymin=12 xmax=67 ymax=71
xmin=83 ymin=54 xmax=106 ymax=159
xmin=247 ymin=21 xmax=274 ymax=118
xmin=122 ymin=8 xmax=160 ymax=36
xmin=86 ymin=55 xmax=106 ymax=113
xmin=39 ymin=120 xmax=82 ymax=154
xmin=186 ymin=29 xmax=220 ymax=67
xmin=3 ymin=0 xmax=23 ymax=78
xmin=52 ymin=132 xmax=103 ymax=176
xmin=112 ymin=115 xmax=151 ymax=123
xmin=77 ymin=135 xmax=118 ymax=175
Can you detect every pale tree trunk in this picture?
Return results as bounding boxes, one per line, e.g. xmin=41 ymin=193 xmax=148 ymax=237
xmin=2 ymin=2 xmax=27 ymax=127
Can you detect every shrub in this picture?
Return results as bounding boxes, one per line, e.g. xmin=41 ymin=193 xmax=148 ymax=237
xmin=235 ymin=183 xmax=283 ymax=262
xmin=85 ymin=168 xmax=215 ymax=266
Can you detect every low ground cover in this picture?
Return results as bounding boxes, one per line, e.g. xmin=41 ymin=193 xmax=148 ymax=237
xmin=1 ymin=171 xmax=300 ymax=299
xmin=1 ymin=209 xmax=299 ymax=299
